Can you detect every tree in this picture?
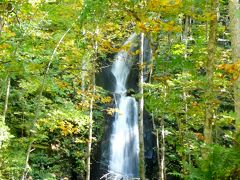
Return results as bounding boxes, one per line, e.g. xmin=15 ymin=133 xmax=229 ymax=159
xmin=86 ymin=28 xmax=98 ymax=180
xmin=229 ymin=0 xmax=240 ymax=135
xmin=139 ymin=32 xmax=146 ymax=180
xmin=204 ymin=0 xmax=219 ymax=146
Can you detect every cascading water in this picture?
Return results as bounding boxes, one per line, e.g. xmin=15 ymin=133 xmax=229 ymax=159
xmin=109 ymin=35 xmax=139 ymax=179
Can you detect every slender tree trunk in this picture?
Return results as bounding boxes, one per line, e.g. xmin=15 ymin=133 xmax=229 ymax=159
xmin=139 ymin=32 xmax=146 ymax=180
xmin=86 ymin=29 xmax=98 ymax=180
xmin=22 ymin=27 xmax=73 ymax=180
xmin=205 ymin=0 xmax=209 ymax=41
xmin=2 ymin=77 xmax=10 ymax=124
xmin=152 ymin=113 xmax=161 ymax=179
xmin=183 ymin=15 xmax=189 ymax=60
xmin=179 ymin=90 xmax=188 ymax=175
xmin=160 ymin=116 xmax=166 ymax=180
xmin=86 ymin=76 xmax=95 ymax=180
xmin=203 ymin=0 xmax=218 ymax=146
xmin=229 ymin=0 xmax=240 ymax=134
xmin=182 ymin=14 xmax=191 ymax=171
xmin=21 ymin=141 xmax=33 ymax=180
xmin=160 ymin=85 xmax=167 ymax=180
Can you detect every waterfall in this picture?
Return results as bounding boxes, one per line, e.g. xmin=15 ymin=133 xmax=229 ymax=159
xmin=109 ymin=35 xmax=139 ymax=178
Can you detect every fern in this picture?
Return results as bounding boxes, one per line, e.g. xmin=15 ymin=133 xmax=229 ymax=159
xmin=168 ymin=171 xmax=184 ymax=178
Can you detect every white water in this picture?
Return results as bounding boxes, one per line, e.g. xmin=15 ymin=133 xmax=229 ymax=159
xmin=109 ymin=35 xmax=139 ymax=178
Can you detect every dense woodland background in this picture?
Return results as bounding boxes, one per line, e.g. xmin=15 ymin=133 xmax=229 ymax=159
xmin=0 ymin=0 xmax=240 ymax=179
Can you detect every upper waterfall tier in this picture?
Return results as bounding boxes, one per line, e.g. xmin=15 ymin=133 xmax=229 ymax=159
xmin=111 ymin=34 xmax=136 ymax=94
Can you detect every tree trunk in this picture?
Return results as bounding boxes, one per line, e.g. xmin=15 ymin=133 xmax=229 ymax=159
xmin=152 ymin=113 xmax=161 ymax=179
xmin=2 ymin=77 xmax=10 ymax=124
xmin=182 ymin=17 xmax=190 ymax=169
xmin=160 ymin=85 xmax=167 ymax=180
xmin=160 ymin=116 xmax=166 ymax=180
xmin=86 ymin=76 xmax=95 ymax=180
xmin=183 ymin=15 xmax=189 ymax=60
xmin=180 ymin=90 xmax=188 ymax=175
xmin=139 ymin=32 xmax=146 ymax=180
xmin=205 ymin=0 xmax=209 ymax=41
xmin=203 ymin=0 xmax=218 ymax=145
xmin=229 ymin=0 xmax=240 ymax=134
xmin=21 ymin=141 xmax=33 ymax=180
xmin=86 ymin=29 xmax=98 ymax=180
xmin=22 ymin=27 xmax=73 ymax=180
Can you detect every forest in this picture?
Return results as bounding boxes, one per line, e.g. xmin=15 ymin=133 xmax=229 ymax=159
xmin=0 ymin=0 xmax=240 ymax=179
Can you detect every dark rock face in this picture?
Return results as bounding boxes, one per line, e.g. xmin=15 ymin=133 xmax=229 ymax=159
xmin=96 ymin=66 xmax=116 ymax=92
xmin=144 ymin=110 xmax=157 ymax=179
xmin=126 ymin=62 xmax=139 ymax=91
xmin=91 ymin=116 xmax=114 ymax=180
xmin=92 ymin=34 xmax=154 ymax=179
xmin=90 ymin=97 xmax=115 ymax=179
